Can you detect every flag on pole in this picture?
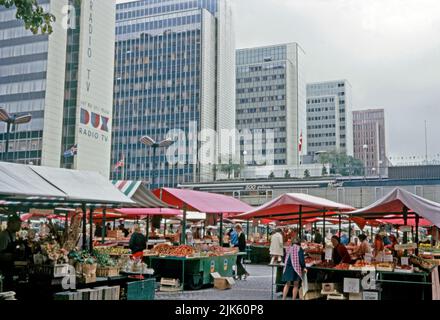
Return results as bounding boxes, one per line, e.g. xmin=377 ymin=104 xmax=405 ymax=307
xmin=63 ymin=144 xmax=78 ymax=158
xmin=298 ymin=132 xmax=303 ymax=153
xmin=114 ymin=154 xmax=125 ymax=171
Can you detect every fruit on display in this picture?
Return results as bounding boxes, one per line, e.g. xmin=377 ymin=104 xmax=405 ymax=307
xmin=334 ymin=263 xmax=350 ymax=270
xmin=94 ymin=246 xmax=131 ymax=256
xmin=169 ymin=245 xmax=195 ymax=257
xmin=410 ymin=255 xmax=435 ymax=271
xmin=153 ymin=243 xmax=173 ymax=255
xmin=315 ymin=261 xmax=335 ymax=268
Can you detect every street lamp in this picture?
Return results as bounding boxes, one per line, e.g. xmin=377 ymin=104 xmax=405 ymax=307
xmin=241 ymin=150 xmax=248 ymax=180
xmin=140 ymin=135 xmax=174 ymax=188
xmin=0 ymin=108 xmax=32 ymax=162
xmin=363 ymin=144 xmax=368 ymax=177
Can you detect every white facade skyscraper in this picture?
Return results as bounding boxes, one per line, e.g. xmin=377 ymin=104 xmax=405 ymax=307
xmin=236 ymin=43 xmax=306 ymax=166
xmin=306 ymin=80 xmax=353 ymax=158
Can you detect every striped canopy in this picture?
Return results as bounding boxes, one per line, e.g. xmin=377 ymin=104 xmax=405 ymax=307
xmin=111 ymin=181 xmax=173 ymax=208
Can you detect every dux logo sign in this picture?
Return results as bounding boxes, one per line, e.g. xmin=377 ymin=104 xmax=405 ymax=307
xmin=80 ymin=108 xmax=109 ymax=132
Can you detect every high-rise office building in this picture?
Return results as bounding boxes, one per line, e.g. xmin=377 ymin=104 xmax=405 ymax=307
xmin=353 ymin=108 xmax=387 ymax=176
xmin=0 ymin=0 xmax=116 ymax=178
xmin=306 ymin=80 xmax=353 ymax=158
xmin=112 ymin=0 xmax=236 ymax=187
xmin=236 ymin=43 xmax=306 ymax=166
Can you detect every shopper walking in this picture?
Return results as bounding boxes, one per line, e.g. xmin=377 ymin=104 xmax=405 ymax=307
xmin=269 ymin=228 xmax=284 ymax=264
xmin=234 ymin=224 xmax=249 ymax=280
xmin=282 ymin=237 xmax=306 ymax=300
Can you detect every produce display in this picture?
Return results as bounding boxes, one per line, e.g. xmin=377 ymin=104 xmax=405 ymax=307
xmin=169 ymin=245 xmax=195 ymax=257
xmin=94 ymin=246 xmax=131 ymax=256
xmin=334 ymin=263 xmax=350 ymax=270
xmin=410 ymin=255 xmax=436 ymax=271
xmin=349 ymin=260 xmax=374 ymax=270
xmin=153 ymin=243 xmax=173 ymax=255
xmin=315 ymin=261 xmax=335 ymax=269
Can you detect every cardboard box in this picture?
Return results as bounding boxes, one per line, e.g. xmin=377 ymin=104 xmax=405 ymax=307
xmin=211 ymin=272 xmax=235 ymax=290
xmin=349 ymin=292 xmax=363 ymax=300
xmin=322 ymin=283 xmax=340 ymax=293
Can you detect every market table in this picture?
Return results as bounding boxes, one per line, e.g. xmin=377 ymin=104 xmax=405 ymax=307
xmin=249 ymin=244 xmax=271 ymax=264
xmin=146 ymin=253 xmax=242 ymax=290
xmin=306 ymin=266 xmax=433 ymax=300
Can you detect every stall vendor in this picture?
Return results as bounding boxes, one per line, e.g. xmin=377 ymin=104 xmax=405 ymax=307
xmin=0 ymin=215 xmax=22 ymax=291
xmin=331 ymin=236 xmax=351 ymax=264
xmin=269 ymin=228 xmax=284 ymax=264
xmin=351 ymin=234 xmax=372 ymax=260
xmin=129 ymin=226 xmax=147 ymax=258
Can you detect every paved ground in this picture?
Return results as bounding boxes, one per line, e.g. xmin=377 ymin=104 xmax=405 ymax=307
xmin=155 ymin=264 xmax=280 ymax=300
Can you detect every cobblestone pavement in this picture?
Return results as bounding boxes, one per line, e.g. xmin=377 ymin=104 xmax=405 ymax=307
xmin=155 ymin=264 xmax=280 ymax=300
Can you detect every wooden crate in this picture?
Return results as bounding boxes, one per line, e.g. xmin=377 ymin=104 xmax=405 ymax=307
xmin=160 ymin=278 xmax=182 ymax=292
xmin=96 ymin=266 xmax=120 ymax=277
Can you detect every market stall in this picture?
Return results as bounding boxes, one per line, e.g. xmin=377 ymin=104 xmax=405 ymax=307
xmin=147 ymin=188 xmax=252 ymax=290
xmin=299 ymin=188 xmax=440 ymax=300
xmin=0 ymin=162 xmax=146 ymax=301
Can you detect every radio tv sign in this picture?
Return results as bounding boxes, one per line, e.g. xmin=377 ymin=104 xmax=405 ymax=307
xmin=74 ymin=0 xmax=115 ymax=178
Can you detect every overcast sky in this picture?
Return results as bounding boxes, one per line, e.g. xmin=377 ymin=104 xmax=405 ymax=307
xmin=117 ymin=0 xmax=440 ymax=161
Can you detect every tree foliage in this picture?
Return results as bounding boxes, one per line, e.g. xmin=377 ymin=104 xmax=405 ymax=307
xmin=0 ymin=0 xmax=56 ymax=34
xmin=319 ymin=151 xmax=365 ymax=176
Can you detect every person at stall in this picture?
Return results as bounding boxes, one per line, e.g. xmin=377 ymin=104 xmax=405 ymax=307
xmin=340 ymin=232 xmax=349 ymax=245
xmin=270 ymin=228 xmax=284 ymax=264
xmin=351 ymin=234 xmax=372 ymax=260
xmin=106 ymin=223 xmax=112 ymax=232
xmin=229 ymin=228 xmax=238 ymax=248
xmin=331 ymin=236 xmax=351 ymax=264
xmin=282 ymin=237 xmax=306 ymax=300
xmin=314 ymin=229 xmax=322 ymax=244
xmin=185 ymin=226 xmax=194 ymax=246
xmin=119 ymin=223 xmax=129 ymax=238
xmin=0 ymin=215 xmax=22 ymax=291
xmin=94 ymin=223 xmax=105 ymax=238
xmin=235 ymin=224 xmax=249 ymax=280
xmin=373 ymin=234 xmax=385 ymax=257
xmin=129 ymin=226 xmax=147 ymax=258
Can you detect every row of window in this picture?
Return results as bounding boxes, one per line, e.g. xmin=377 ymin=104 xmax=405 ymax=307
xmin=237 ymin=74 xmax=285 ymax=83
xmin=307 ymin=97 xmax=335 ymax=104
xmin=0 ymin=60 xmax=47 ymax=78
xmin=116 ymin=14 xmax=202 ymax=35
xmin=308 ymin=107 xmax=335 ymax=112
xmin=309 ymin=141 xmax=337 ymax=147
xmin=308 ymin=133 xmax=336 ymax=138
xmin=0 ymin=79 xmax=46 ymax=95
xmin=0 ymin=41 xmax=48 ymax=59
xmin=308 ymin=116 xmax=336 ymax=121
xmin=237 ymin=85 xmax=285 ymax=94
xmin=237 ymin=63 xmax=286 ymax=73
xmin=237 ymin=106 xmax=285 ymax=114
xmin=238 ymin=95 xmax=285 ymax=104
xmin=236 ymin=116 xmax=286 ymax=125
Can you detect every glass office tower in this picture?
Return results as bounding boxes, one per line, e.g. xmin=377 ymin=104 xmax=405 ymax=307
xmin=112 ymin=0 xmax=236 ymax=187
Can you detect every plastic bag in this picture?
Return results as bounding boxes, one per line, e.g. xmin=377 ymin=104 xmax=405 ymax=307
xmin=302 ymin=272 xmax=309 ymax=296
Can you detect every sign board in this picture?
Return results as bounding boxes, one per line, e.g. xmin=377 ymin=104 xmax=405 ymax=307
xmin=401 ymin=257 xmax=409 ymax=266
xmin=223 ymin=259 xmax=228 ymax=271
xmin=400 ymin=226 xmax=412 ymax=233
xmin=344 ymin=278 xmax=360 ymax=294
xmin=29 ymin=209 xmax=54 ymax=216
xmin=363 ymin=291 xmax=379 ymax=300
xmin=210 ymin=260 xmax=215 ymax=273
xmin=395 ymin=243 xmax=418 ymax=251
xmin=364 ymin=253 xmax=373 ymax=263
xmin=383 ymin=255 xmax=394 ymax=263
xmin=325 ymin=247 xmax=333 ymax=261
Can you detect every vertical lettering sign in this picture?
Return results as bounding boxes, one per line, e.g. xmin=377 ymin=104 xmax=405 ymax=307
xmin=75 ymin=0 xmax=114 ymax=177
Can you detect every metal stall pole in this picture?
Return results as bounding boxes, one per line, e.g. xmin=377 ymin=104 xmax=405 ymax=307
xmin=82 ymin=204 xmax=87 ymax=250
xmin=89 ymin=208 xmax=94 ymax=253
xmin=415 ymin=214 xmax=420 ymax=255
xmin=348 ymin=217 xmax=352 ymax=242
xmin=146 ymin=216 xmax=150 ymax=243
xmin=164 ymin=219 xmax=167 ymax=237
xmin=338 ymin=214 xmax=342 ymax=237
xmin=322 ymin=211 xmax=326 ymax=246
xmin=246 ymin=220 xmax=250 ymax=240
xmin=181 ymin=206 xmax=187 ymax=245
xmin=102 ymin=208 xmax=106 ymax=244
xmin=64 ymin=212 xmax=69 ymax=232
xmin=299 ymin=205 xmax=303 ymax=239
xmin=219 ymin=213 xmax=224 ymax=247
xmin=403 ymin=206 xmax=408 ymax=244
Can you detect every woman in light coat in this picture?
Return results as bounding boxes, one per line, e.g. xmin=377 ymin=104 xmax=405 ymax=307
xmin=269 ymin=228 xmax=284 ymax=264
